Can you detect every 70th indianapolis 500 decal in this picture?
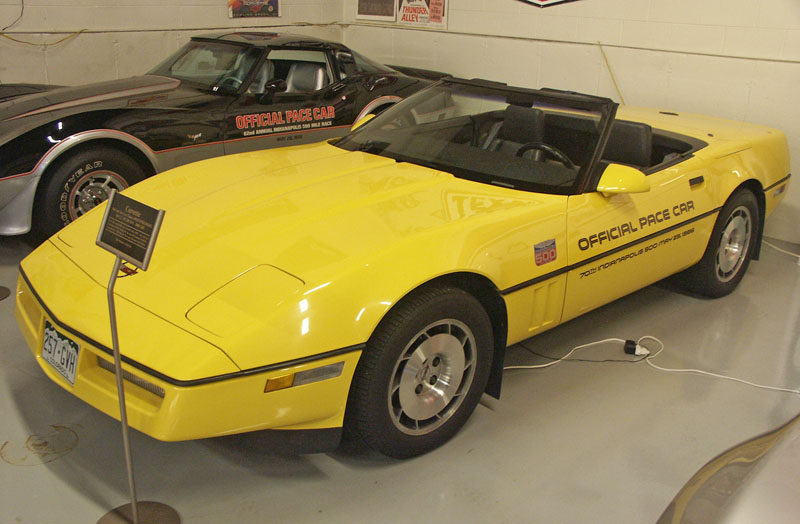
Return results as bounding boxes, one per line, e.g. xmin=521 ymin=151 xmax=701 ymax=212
xmin=577 ymin=200 xmax=697 ymax=279
xmin=235 ymin=106 xmax=336 ymax=137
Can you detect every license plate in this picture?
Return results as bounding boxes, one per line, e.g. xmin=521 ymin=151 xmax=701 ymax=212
xmin=42 ymin=321 xmax=80 ymax=385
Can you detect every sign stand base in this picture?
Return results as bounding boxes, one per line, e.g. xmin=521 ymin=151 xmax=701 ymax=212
xmin=97 ymin=501 xmax=181 ymax=524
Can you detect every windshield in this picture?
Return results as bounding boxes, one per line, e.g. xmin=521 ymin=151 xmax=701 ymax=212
xmin=149 ymin=40 xmax=262 ymax=93
xmin=335 ymin=80 xmax=614 ymax=194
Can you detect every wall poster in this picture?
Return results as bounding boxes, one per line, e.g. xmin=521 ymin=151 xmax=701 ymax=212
xmin=228 ymin=0 xmax=280 ymax=18
xmin=397 ymin=0 xmax=447 ymax=29
xmin=357 ymin=0 xmax=397 ymax=22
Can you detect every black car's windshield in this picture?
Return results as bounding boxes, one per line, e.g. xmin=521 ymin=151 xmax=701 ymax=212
xmin=335 ymin=80 xmax=615 ymax=194
xmin=149 ymin=40 xmax=262 ymax=93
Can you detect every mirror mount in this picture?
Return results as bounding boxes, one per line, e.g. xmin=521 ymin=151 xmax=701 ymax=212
xmin=256 ymin=79 xmax=287 ymax=104
xmin=596 ymin=164 xmax=650 ymax=197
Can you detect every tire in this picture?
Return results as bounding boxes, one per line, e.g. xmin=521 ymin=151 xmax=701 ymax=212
xmin=679 ymin=189 xmax=760 ymax=298
xmin=346 ymin=286 xmax=493 ymax=458
xmin=36 ymin=146 xmax=147 ymax=238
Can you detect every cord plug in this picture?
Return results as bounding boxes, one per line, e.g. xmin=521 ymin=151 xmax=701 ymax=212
xmin=624 ymin=339 xmax=650 ymax=356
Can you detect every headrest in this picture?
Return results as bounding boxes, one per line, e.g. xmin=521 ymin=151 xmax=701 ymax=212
xmin=604 ymin=120 xmax=653 ymax=167
xmin=501 ymin=105 xmax=546 ymax=143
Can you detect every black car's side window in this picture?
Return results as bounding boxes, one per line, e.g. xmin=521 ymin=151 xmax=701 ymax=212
xmin=336 ymin=50 xmax=395 ymax=80
xmin=248 ymin=49 xmax=332 ymax=94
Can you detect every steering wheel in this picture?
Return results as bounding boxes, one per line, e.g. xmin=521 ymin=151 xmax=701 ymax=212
xmin=516 ymin=142 xmax=576 ymax=170
xmin=216 ymin=75 xmax=242 ymax=91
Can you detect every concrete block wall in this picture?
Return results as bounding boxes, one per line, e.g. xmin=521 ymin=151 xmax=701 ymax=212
xmin=1 ymin=0 xmax=798 ymax=240
xmin=0 ymin=0 xmax=344 ymax=84
xmin=342 ymin=0 xmax=800 ymax=242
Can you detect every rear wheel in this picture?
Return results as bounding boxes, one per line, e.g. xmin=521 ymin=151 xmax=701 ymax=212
xmin=346 ymin=286 xmax=493 ymax=458
xmin=36 ymin=146 xmax=147 ymax=238
xmin=679 ymin=189 xmax=759 ymax=297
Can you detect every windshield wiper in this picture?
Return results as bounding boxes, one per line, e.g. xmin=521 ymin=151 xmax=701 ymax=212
xmin=356 ymin=140 xmax=390 ymax=154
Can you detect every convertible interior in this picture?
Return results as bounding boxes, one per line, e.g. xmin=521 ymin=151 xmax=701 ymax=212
xmin=371 ymin=102 xmax=707 ymax=194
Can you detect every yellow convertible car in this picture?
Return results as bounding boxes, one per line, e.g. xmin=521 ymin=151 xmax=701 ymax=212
xmin=15 ymin=78 xmax=791 ymax=458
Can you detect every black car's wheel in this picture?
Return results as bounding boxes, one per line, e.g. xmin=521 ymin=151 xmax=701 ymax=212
xmin=36 ymin=146 xmax=147 ymax=238
xmin=679 ymin=189 xmax=760 ymax=298
xmin=346 ymin=286 xmax=493 ymax=459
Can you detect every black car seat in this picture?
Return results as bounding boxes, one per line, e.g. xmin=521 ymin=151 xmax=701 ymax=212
xmin=484 ymin=105 xmax=547 ymax=160
xmin=284 ymin=62 xmax=328 ymax=93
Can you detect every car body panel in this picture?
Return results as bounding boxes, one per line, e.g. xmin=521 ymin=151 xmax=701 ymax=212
xmin=16 ymin=270 xmax=361 ymax=440
xmin=15 ymin=79 xmax=791 ymax=445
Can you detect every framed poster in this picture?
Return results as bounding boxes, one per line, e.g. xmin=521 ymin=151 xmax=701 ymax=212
xmin=228 ymin=0 xmax=279 ymax=18
xmin=397 ymin=0 xmax=447 ymax=29
xmin=357 ymin=0 xmax=397 ymax=22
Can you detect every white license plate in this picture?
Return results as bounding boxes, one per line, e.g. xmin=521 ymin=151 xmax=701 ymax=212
xmin=42 ymin=321 xmax=79 ymax=385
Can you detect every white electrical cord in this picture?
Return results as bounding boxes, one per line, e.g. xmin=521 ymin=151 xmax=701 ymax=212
xmin=507 ymin=335 xmax=800 ymax=397
xmin=504 ymin=337 xmax=631 ymax=370
xmin=642 ymin=336 xmax=800 ymax=396
xmin=764 ymin=240 xmax=800 ymax=266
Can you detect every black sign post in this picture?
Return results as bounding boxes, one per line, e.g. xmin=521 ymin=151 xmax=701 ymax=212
xmin=95 ymin=190 xmax=179 ymax=524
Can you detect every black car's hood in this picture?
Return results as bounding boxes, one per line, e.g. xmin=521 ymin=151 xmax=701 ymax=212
xmin=0 ymin=83 xmax=62 ymax=103
xmin=0 ymin=75 xmax=203 ymax=123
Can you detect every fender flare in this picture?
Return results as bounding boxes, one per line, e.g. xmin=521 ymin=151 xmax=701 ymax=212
xmin=355 ymin=95 xmax=403 ymax=123
xmin=0 ymin=129 xmax=159 ymax=234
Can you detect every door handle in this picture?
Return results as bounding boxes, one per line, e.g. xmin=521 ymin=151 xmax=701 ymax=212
xmin=689 ymin=176 xmax=704 ymax=187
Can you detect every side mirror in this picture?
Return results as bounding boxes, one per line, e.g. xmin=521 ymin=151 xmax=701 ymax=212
xmin=350 ymin=113 xmax=376 ymax=132
xmin=596 ymin=164 xmax=650 ymax=197
xmin=264 ymin=79 xmax=287 ymax=92
xmin=256 ymin=79 xmax=287 ymax=104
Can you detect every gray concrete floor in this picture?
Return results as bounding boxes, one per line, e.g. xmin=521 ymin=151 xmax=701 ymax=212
xmin=2 ymin=236 xmax=799 ymax=524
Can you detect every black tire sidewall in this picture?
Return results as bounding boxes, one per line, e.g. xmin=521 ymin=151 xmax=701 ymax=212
xmin=37 ymin=147 xmax=146 ymax=237
xmin=349 ymin=287 xmax=494 ymax=458
xmin=686 ymin=189 xmax=760 ymax=297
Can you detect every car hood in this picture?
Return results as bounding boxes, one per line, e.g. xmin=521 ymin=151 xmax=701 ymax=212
xmin=0 ymin=83 xmax=62 ymax=103
xmin=53 ymin=141 xmax=537 ymax=367
xmin=0 ymin=75 xmax=199 ymax=124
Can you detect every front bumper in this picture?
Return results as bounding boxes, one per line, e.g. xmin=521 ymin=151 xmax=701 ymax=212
xmin=0 ymin=173 xmax=38 ymax=235
xmin=14 ymin=270 xmax=362 ymax=442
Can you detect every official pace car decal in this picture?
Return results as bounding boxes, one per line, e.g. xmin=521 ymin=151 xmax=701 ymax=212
xmin=534 ymin=239 xmax=557 ymax=266
xmin=577 ymin=200 xmax=695 ymax=251
xmin=235 ymin=106 xmax=336 ymax=137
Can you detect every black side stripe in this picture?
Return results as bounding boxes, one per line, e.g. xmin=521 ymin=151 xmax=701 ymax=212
xmin=763 ymin=174 xmax=791 ymax=192
xmin=500 ymin=206 xmax=722 ymax=296
xmin=19 ymin=268 xmax=363 ymax=388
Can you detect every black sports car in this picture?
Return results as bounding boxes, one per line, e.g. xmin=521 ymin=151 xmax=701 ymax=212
xmin=0 ymin=31 xmax=442 ymax=238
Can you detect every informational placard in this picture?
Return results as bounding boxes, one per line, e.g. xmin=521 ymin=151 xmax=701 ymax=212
xmin=228 ymin=0 xmax=279 ymax=18
xmin=96 ymin=191 xmax=164 ymax=271
xmin=357 ymin=0 xmax=397 ymax=21
xmin=397 ymin=0 xmax=447 ymax=28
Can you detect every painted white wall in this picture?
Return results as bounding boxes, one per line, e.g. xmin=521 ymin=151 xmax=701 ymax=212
xmin=342 ymin=0 xmax=800 ymax=242
xmin=1 ymin=0 xmax=798 ymax=240
xmin=0 ymin=0 xmax=344 ymax=84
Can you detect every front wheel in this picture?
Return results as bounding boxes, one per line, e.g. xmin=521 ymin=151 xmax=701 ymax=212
xmin=346 ymin=287 xmax=493 ymax=458
xmin=36 ymin=146 xmax=147 ymax=238
xmin=678 ymin=189 xmax=760 ymax=297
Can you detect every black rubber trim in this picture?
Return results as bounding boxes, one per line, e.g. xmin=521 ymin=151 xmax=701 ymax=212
xmin=764 ymin=174 xmax=791 ymax=192
xmin=500 ymin=206 xmax=722 ymax=295
xmin=215 ymin=427 xmax=343 ymax=454
xmin=19 ymin=267 xmax=364 ymax=387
